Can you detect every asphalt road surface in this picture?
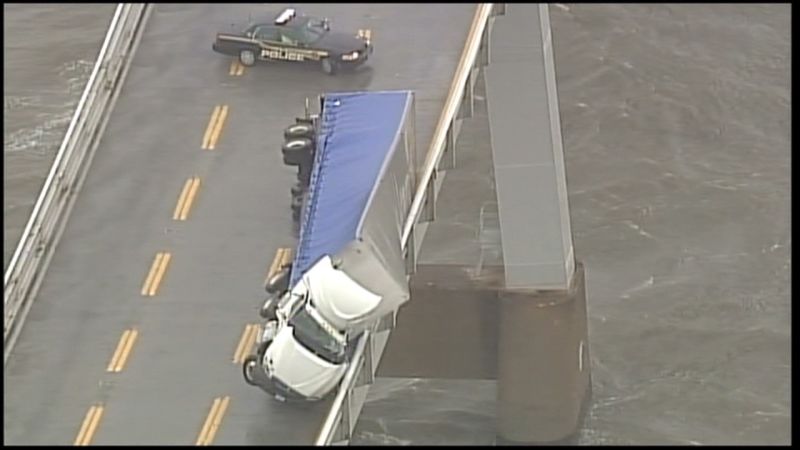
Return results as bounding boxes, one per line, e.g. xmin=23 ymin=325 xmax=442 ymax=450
xmin=3 ymin=3 xmax=474 ymax=445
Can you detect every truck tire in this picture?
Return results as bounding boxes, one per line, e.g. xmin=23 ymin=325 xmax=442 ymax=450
xmin=239 ymin=49 xmax=256 ymax=67
xmin=260 ymin=295 xmax=280 ymax=320
xmin=282 ymin=138 xmax=313 ymax=166
xmin=290 ymin=193 xmax=305 ymax=212
xmin=284 ymin=123 xmax=315 ymax=140
xmin=321 ymin=57 xmax=339 ymax=75
xmin=265 ymin=269 xmax=290 ymax=295
xmin=290 ymin=182 xmax=305 ymax=197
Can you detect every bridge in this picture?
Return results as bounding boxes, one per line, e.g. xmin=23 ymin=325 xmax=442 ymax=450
xmin=4 ymin=3 xmax=590 ymax=445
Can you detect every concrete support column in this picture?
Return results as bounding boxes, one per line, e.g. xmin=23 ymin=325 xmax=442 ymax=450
xmin=496 ymin=262 xmax=590 ymax=444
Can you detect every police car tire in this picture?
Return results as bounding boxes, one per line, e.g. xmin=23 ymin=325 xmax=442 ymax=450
xmin=284 ymin=123 xmax=315 ymax=140
xmin=281 ymin=138 xmax=313 ymax=166
xmin=321 ymin=58 xmax=338 ymax=75
xmin=242 ymin=355 xmax=259 ymax=386
xmin=239 ymin=49 xmax=256 ymax=67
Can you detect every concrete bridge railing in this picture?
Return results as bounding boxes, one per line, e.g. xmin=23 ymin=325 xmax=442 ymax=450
xmin=4 ymin=3 xmax=153 ymax=364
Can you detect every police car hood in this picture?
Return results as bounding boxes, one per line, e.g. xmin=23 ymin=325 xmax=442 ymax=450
xmin=315 ymin=32 xmax=366 ymax=53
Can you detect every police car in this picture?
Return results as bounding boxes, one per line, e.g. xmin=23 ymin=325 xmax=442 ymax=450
xmin=212 ymin=8 xmax=373 ymax=75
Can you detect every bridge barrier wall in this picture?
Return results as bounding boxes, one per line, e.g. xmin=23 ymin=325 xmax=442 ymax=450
xmin=315 ymin=3 xmax=503 ymax=445
xmin=3 ymin=3 xmax=153 ymax=364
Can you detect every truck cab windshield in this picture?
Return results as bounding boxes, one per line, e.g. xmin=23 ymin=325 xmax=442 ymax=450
xmin=288 ymin=305 xmax=346 ymax=364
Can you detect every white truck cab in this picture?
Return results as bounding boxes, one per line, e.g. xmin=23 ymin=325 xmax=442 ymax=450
xmin=243 ymin=256 xmax=382 ymax=401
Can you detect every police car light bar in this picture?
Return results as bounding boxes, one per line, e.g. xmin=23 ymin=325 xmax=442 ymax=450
xmin=275 ymin=8 xmax=296 ymax=25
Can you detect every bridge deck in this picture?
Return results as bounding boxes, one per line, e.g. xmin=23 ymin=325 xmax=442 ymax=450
xmin=3 ymin=3 xmax=474 ymax=445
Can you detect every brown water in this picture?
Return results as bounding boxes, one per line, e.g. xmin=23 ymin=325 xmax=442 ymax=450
xmin=3 ymin=3 xmax=116 ymax=272
xmin=3 ymin=3 xmax=790 ymax=445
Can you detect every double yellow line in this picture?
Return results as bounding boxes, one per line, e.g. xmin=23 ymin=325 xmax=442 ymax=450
xmin=265 ymin=247 xmax=293 ymax=286
xmin=229 ymin=60 xmax=245 ymax=76
xmin=202 ymin=105 xmax=229 ymax=150
xmin=173 ymin=177 xmax=201 ymax=221
xmin=196 ymin=396 xmax=230 ymax=446
xmin=107 ymin=328 xmax=139 ymax=373
xmin=74 ymin=405 xmax=104 ymax=445
xmin=141 ymin=252 xmax=172 ymax=297
xmin=233 ymin=323 xmax=261 ymax=364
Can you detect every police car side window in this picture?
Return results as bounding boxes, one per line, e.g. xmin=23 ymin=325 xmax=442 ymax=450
xmin=279 ymin=29 xmax=299 ymax=46
xmin=253 ymin=26 xmax=279 ymax=42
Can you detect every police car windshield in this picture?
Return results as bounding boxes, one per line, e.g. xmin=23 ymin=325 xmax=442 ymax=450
xmin=300 ymin=19 xmax=327 ymax=43
xmin=289 ymin=306 xmax=345 ymax=364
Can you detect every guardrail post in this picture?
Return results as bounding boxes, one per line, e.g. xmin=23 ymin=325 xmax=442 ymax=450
xmin=457 ymin=69 xmax=474 ymax=120
xmin=421 ymin=175 xmax=436 ymax=223
xmin=355 ymin=335 xmax=374 ymax=387
xmin=477 ymin=21 xmax=491 ymax=68
xmin=339 ymin=394 xmax=352 ymax=442
xmin=438 ymin=125 xmax=457 ymax=170
xmin=404 ymin=228 xmax=417 ymax=275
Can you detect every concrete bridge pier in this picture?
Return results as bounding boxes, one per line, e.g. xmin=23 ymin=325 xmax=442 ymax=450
xmin=495 ymin=262 xmax=590 ymax=445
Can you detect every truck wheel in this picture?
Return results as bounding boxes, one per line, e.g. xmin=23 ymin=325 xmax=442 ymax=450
xmin=282 ymin=138 xmax=313 ymax=166
xmin=265 ymin=269 xmax=290 ymax=294
xmin=290 ymin=182 xmax=305 ymax=197
xmin=290 ymin=193 xmax=305 ymax=212
xmin=284 ymin=123 xmax=315 ymax=140
xmin=242 ymin=355 xmax=259 ymax=386
xmin=321 ymin=58 xmax=338 ymax=75
xmin=260 ymin=295 xmax=279 ymax=320
xmin=239 ymin=49 xmax=256 ymax=67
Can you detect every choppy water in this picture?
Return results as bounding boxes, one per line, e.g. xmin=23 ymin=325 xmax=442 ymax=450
xmin=4 ymin=3 xmax=790 ymax=446
xmin=3 ymin=3 xmax=116 ymax=272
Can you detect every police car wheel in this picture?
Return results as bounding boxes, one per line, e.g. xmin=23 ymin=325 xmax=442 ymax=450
xmin=321 ymin=58 xmax=338 ymax=75
xmin=242 ymin=355 xmax=259 ymax=386
xmin=239 ymin=49 xmax=256 ymax=67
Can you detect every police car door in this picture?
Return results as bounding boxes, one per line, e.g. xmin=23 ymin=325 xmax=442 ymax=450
xmin=252 ymin=25 xmax=283 ymax=60
xmin=274 ymin=29 xmax=305 ymax=62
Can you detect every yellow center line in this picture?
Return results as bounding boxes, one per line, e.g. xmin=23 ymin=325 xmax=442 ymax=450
xmin=148 ymin=252 xmax=172 ymax=297
xmin=207 ymin=105 xmax=229 ymax=151
xmin=265 ymin=247 xmax=292 ymax=285
xmin=74 ymin=404 xmax=104 ymax=446
xmin=196 ymin=396 xmax=231 ymax=446
xmin=141 ymin=253 xmax=164 ymax=296
xmin=176 ymin=177 xmax=201 ymax=221
xmin=233 ymin=323 xmax=260 ymax=364
xmin=142 ymin=252 xmax=172 ymax=297
xmin=202 ymin=106 xmax=222 ymax=149
xmin=110 ymin=328 xmax=138 ymax=372
xmin=229 ymin=60 xmax=245 ymax=76
xmin=172 ymin=178 xmax=194 ymax=220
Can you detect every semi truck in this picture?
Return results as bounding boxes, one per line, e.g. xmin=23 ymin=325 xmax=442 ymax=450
xmin=243 ymin=90 xmax=418 ymax=401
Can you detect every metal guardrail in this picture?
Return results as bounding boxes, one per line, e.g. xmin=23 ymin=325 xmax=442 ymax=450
xmin=3 ymin=3 xmax=152 ymax=365
xmin=315 ymin=3 xmax=501 ymax=445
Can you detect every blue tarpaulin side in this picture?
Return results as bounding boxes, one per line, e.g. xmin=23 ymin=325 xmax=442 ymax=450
xmin=290 ymin=91 xmax=411 ymax=286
